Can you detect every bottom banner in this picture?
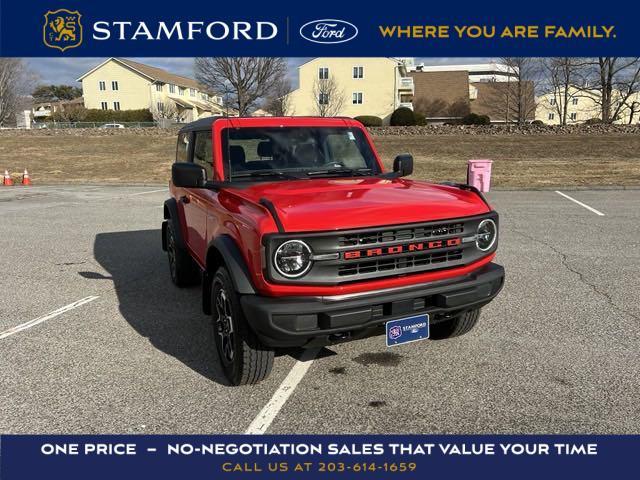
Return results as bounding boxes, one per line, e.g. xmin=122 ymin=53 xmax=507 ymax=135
xmin=0 ymin=435 xmax=635 ymax=479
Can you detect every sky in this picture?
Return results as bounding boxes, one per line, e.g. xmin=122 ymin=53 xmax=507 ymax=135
xmin=24 ymin=57 xmax=495 ymax=87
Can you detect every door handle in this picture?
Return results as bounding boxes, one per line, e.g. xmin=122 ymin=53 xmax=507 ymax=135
xmin=180 ymin=195 xmax=190 ymax=204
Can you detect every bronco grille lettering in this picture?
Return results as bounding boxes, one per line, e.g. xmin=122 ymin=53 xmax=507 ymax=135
xmin=343 ymin=237 xmax=462 ymax=259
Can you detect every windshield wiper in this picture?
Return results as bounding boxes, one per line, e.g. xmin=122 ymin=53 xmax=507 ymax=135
xmin=306 ymin=168 xmax=373 ymax=177
xmin=231 ymin=171 xmax=303 ymax=180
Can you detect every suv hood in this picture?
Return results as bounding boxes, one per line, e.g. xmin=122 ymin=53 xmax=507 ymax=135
xmin=227 ymin=177 xmax=491 ymax=232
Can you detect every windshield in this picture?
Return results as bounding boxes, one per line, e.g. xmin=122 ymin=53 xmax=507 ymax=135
xmin=221 ymin=127 xmax=380 ymax=180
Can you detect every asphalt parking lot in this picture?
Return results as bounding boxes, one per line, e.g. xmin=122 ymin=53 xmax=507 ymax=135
xmin=1 ymin=185 xmax=639 ymax=434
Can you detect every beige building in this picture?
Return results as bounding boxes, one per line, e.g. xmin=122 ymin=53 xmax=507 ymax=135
xmin=77 ymin=58 xmax=226 ymax=122
xmin=536 ymin=86 xmax=640 ymax=124
xmin=286 ymin=58 xmax=414 ymax=124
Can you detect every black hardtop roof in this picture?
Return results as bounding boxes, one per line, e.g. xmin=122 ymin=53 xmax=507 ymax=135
xmin=178 ymin=116 xmax=224 ymax=132
xmin=177 ymin=116 xmax=356 ymax=133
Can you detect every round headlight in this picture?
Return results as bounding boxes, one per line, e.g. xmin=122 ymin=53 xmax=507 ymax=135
xmin=274 ymin=240 xmax=312 ymax=278
xmin=476 ymin=219 xmax=497 ymax=251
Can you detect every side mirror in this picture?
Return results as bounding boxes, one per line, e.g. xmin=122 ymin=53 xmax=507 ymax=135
xmin=393 ymin=154 xmax=414 ymax=177
xmin=172 ymin=162 xmax=206 ymax=188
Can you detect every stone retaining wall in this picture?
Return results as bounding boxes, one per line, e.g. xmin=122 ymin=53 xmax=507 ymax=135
xmin=1 ymin=124 xmax=638 ymax=137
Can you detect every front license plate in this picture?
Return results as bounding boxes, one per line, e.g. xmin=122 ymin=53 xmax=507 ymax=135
xmin=386 ymin=314 xmax=429 ymax=347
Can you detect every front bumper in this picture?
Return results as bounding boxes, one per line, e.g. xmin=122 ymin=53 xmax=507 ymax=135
xmin=241 ymin=262 xmax=505 ymax=348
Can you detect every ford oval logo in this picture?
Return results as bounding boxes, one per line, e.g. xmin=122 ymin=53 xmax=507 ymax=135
xmin=299 ymin=19 xmax=358 ymax=44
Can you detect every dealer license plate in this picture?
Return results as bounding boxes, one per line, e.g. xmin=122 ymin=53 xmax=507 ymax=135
xmin=386 ymin=314 xmax=429 ymax=347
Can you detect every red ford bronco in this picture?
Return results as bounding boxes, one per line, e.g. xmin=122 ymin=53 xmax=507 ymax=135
xmin=162 ymin=117 xmax=504 ymax=385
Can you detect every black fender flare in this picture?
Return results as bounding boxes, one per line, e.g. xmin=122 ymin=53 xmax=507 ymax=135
xmin=162 ymin=198 xmax=186 ymax=251
xmin=202 ymin=235 xmax=256 ymax=314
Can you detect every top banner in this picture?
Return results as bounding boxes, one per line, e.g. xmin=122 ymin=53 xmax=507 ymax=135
xmin=0 ymin=0 xmax=635 ymax=57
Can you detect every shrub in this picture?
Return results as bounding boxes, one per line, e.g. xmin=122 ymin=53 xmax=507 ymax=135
xmin=353 ymin=115 xmax=382 ymax=127
xmin=584 ymin=118 xmax=603 ymax=125
xmin=460 ymin=113 xmax=491 ymax=125
xmin=83 ymin=109 xmax=154 ymax=122
xmin=413 ymin=112 xmax=427 ymax=126
xmin=531 ymin=119 xmax=545 ymax=126
xmin=390 ymin=107 xmax=416 ymax=126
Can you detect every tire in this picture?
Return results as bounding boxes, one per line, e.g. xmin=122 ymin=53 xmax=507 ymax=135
xmin=166 ymin=220 xmax=200 ymax=287
xmin=430 ymin=309 xmax=481 ymax=340
xmin=212 ymin=266 xmax=274 ymax=386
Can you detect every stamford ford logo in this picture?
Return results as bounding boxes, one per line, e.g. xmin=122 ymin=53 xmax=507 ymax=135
xmin=388 ymin=326 xmax=402 ymax=340
xmin=299 ymin=19 xmax=358 ymax=44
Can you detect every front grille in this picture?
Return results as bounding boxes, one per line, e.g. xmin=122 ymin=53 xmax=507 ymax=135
xmin=338 ymin=222 xmax=464 ymax=247
xmin=264 ymin=213 xmax=498 ymax=285
xmin=338 ymin=249 xmax=464 ymax=277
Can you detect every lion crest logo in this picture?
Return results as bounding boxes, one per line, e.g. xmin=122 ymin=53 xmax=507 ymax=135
xmin=43 ymin=9 xmax=82 ymax=52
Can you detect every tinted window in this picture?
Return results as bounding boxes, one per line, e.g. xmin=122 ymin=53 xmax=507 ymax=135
xmin=176 ymin=132 xmax=189 ymax=162
xmin=193 ymin=130 xmax=213 ymax=179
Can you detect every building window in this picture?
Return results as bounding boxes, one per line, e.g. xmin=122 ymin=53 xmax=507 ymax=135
xmin=190 ymin=88 xmax=196 ymax=97
xmin=352 ymin=92 xmax=363 ymax=104
xmin=112 ymin=81 xmax=119 ymax=91
xmin=549 ymin=98 xmax=556 ymax=106
xmin=99 ymin=81 xmax=106 ymax=91
xmin=318 ymin=67 xmax=329 ymax=80
xmin=155 ymin=83 xmax=163 ymax=92
xmin=157 ymin=102 xmax=164 ymax=112
xmin=169 ymin=84 xmax=176 ymax=94
xmin=179 ymin=87 xmax=185 ymax=96
xmin=548 ymin=113 xmax=555 ymax=120
xmin=319 ymin=93 xmax=329 ymax=105
xmin=353 ymin=66 xmax=364 ymax=79
xmin=569 ymin=112 xmax=577 ymax=121
xmin=113 ymin=101 xmax=121 ymax=111
xmin=100 ymin=101 xmax=108 ymax=110
xmin=572 ymin=98 xmax=579 ymax=105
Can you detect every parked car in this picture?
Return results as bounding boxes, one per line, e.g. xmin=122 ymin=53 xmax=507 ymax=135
xmin=162 ymin=117 xmax=505 ymax=385
xmin=100 ymin=123 xmax=125 ymax=129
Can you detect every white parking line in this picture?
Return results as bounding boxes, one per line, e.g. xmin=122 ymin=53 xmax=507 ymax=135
xmin=127 ymin=189 xmax=167 ymax=196
xmin=245 ymin=348 xmax=320 ymax=434
xmin=555 ymin=191 xmax=605 ymax=216
xmin=0 ymin=296 xmax=100 ymax=340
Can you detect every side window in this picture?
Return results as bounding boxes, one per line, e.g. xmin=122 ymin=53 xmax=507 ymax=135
xmin=193 ymin=130 xmax=213 ymax=179
xmin=176 ymin=132 xmax=189 ymax=162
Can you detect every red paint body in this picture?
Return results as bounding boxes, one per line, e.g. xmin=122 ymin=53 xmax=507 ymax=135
xmin=170 ymin=117 xmax=493 ymax=297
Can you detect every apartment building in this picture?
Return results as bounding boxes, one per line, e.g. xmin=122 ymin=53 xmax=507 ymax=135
xmin=286 ymin=58 xmax=414 ymax=124
xmin=536 ymin=86 xmax=640 ymax=124
xmin=409 ymin=63 xmax=535 ymax=123
xmin=77 ymin=58 xmax=225 ymax=122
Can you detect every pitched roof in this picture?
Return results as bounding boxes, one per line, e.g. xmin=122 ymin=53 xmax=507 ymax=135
xmin=77 ymin=58 xmax=209 ymax=92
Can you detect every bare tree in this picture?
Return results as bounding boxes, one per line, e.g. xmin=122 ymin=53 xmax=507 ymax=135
xmin=541 ymin=58 xmax=585 ymax=125
xmin=262 ymin=77 xmax=292 ymax=116
xmin=194 ymin=57 xmax=287 ymax=116
xmin=500 ymin=58 xmax=541 ymax=124
xmin=51 ymin=104 xmax=87 ymax=122
xmin=312 ymin=75 xmax=345 ymax=117
xmin=627 ymin=100 xmax=640 ymax=124
xmin=576 ymin=58 xmax=640 ymax=123
xmin=150 ymin=101 xmax=180 ymax=126
xmin=0 ymin=59 xmax=29 ymax=126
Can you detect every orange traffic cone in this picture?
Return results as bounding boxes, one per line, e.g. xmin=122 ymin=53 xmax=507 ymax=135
xmin=3 ymin=170 xmax=13 ymax=186
xmin=21 ymin=169 xmax=32 ymax=186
